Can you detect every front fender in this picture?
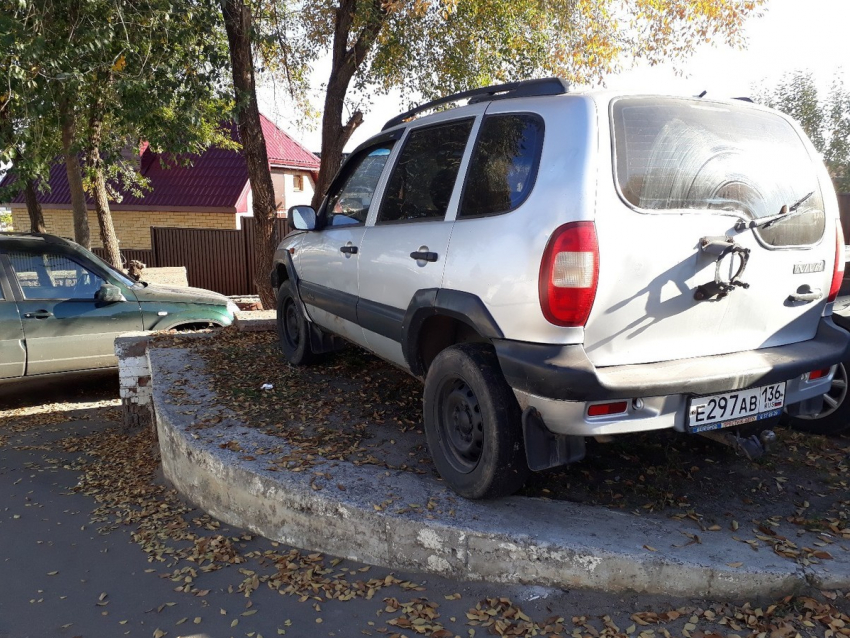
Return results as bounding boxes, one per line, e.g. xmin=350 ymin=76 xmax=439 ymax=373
xmin=141 ymin=302 xmax=234 ymax=331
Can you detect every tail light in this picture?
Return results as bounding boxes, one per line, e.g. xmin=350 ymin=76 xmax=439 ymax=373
xmin=539 ymin=221 xmax=599 ymax=327
xmin=828 ymin=219 xmax=845 ymax=303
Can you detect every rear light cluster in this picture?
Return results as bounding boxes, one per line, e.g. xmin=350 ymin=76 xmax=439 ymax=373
xmin=828 ymin=219 xmax=845 ymax=303
xmin=539 ymin=222 xmax=599 ymax=326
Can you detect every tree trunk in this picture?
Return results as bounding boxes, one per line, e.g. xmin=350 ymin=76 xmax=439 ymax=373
xmin=60 ymin=96 xmax=91 ymax=248
xmin=221 ymin=0 xmax=277 ymax=309
xmin=311 ymin=79 xmax=362 ymax=209
xmin=86 ymin=112 xmax=122 ymax=268
xmin=23 ymin=180 xmax=46 ymax=233
xmin=310 ymin=0 xmax=385 ymax=210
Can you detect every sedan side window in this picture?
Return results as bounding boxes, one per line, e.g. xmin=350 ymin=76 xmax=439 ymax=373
xmin=378 ymin=119 xmax=474 ymax=224
xmin=8 ymin=251 xmax=105 ymax=300
xmin=325 ymin=145 xmax=394 ymax=227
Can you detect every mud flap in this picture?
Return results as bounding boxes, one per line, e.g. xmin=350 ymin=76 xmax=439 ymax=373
xmin=522 ymin=407 xmax=586 ymax=471
xmin=308 ymin=323 xmax=347 ymax=354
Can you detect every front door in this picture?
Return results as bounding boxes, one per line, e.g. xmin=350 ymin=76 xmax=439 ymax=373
xmin=0 ymin=260 xmax=25 ymax=379
xmin=298 ymin=143 xmax=396 ymax=346
xmin=358 ymin=116 xmax=478 ymax=367
xmin=3 ymin=250 xmax=144 ymax=375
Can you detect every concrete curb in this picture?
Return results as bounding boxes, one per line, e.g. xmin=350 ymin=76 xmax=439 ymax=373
xmin=149 ymin=343 xmax=849 ymax=599
xmin=234 ymin=310 xmax=276 ymax=332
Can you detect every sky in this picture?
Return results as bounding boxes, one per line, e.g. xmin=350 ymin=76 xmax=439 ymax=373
xmin=257 ymin=0 xmax=850 ymax=154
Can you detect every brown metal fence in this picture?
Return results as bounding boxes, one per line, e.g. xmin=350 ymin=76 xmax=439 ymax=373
xmin=92 ymin=247 xmax=156 ymax=267
xmin=149 ymin=217 xmax=289 ymax=296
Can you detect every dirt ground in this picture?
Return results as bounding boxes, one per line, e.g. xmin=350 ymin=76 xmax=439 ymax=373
xmin=4 ymin=341 xmax=850 ymax=637
xmin=191 ymin=328 xmax=850 ymax=568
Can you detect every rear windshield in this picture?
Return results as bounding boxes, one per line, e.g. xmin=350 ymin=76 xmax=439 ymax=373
xmin=612 ymin=97 xmax=825 ymax=247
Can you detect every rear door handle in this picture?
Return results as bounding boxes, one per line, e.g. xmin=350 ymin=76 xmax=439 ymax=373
xmin=340 ymin=245 xmax=358 ymax=255
xmin=24 ymin=310 xmax=52 ymax=319
xmin=788 ymin=288 xmax=822 ymax=303
xmin=410 ymin=251 xmax=438 ymax=262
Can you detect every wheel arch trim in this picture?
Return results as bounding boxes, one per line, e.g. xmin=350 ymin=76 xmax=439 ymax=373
xmin=402 ymin=288 xmax=504 ymax=376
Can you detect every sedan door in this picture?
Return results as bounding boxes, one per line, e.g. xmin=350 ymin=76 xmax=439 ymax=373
xmin=0 ymin=259 xmax=25 ymax=379
xmin=2 ymin=250 xmax=144 ymax=375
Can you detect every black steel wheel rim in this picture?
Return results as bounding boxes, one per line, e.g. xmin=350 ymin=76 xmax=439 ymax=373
xmin=437 ymin=376 xmax=484 ymax=473
xmin=282 ymin=299 xmax=300 ymax=349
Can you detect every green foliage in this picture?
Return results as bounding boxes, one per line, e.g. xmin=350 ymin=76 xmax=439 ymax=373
xmin=0 ymin=208 xmax=12 ymax=229
xmin=254 ymin=0 xmax=766 ymax=106
xmin=0 ymin=0 xmax=236 ymax=201
xmin=755 ymin=70 xmax=850 ymax=193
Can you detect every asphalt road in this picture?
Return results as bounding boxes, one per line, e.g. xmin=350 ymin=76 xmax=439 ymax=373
xmin=0 ymin=373 xmax=830 ymax=638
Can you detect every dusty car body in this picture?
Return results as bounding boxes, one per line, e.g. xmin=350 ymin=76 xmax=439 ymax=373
xmin=0 ymin=232 xmax=236 ymax=381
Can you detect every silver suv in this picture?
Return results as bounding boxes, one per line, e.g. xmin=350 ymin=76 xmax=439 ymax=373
xmin=272 ymin=79 xmax=849 ymax=499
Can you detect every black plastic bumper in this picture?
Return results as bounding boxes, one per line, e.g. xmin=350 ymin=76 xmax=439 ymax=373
xmin=494 ymin=317 xmax=850 ymax=402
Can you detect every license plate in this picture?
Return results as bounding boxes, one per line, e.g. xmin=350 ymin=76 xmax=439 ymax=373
xmin=687 ymin=382 xmax=786 ymax=433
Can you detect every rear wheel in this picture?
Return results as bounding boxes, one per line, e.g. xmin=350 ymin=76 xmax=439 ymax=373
xmin=423 ymin=343 xmax=529 ymax=499
xmin=276 ymin=281 xmax=314 ymax=365
xmin=783 ymin=363 xmax=850 ymax=435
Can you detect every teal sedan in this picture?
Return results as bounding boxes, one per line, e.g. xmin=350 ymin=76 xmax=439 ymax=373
xmin=0 ymin=233 xmax=236 ymax=380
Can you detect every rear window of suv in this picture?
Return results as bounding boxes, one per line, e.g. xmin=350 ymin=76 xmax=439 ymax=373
xmin=612 ymin=97 xmax=825 ymax=247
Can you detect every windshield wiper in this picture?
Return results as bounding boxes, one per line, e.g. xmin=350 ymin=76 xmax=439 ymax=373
xmin=736 ymin=191 xmax=815 ymax=231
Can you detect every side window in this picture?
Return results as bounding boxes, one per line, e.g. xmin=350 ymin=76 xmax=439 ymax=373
xmin=8 ymin=251 xmax=105 ymax=300
xmin=459 ymin=114 xmax=544 ymax=218
xmin=378 ymin=119 xmax=474 ymax=223
xmin=325 ymin=145 xmax=394 ymax=227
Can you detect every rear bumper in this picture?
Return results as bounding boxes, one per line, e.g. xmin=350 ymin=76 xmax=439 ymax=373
xmin=495 ymin=317 xmax=850 ymax=436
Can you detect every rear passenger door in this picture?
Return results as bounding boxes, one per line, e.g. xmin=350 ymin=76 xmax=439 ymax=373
xmin=0 ymin=259 xmax=25 ymax=379
xmin=357 ymin=113 xmax=480 ymax=366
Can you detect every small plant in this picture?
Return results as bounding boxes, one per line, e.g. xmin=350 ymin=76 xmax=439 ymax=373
xmin=0 ymin=208 xmax=12 ymax=231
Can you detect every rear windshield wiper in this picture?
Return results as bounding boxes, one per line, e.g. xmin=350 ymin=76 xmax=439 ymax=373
xmin=736 ymin=191 xmax=815 ymax=231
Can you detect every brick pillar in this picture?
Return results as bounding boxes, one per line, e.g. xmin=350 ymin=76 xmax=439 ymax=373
xmin=115 ymin=333 xmax=155 ymax=434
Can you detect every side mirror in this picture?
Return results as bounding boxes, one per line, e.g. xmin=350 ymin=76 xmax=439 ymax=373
xmin=96 ymin=283 xmax=127 ymax=304
xmin=289 ymin=205 xmax=317 ymax=231
xmin=287 ymin=206 xmax=316 ymax=230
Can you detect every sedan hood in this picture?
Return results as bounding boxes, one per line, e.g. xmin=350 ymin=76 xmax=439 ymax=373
xmin=133 ymin=283 xmax=230 ymax=307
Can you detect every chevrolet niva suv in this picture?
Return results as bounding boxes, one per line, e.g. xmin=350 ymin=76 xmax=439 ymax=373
xmin=272 ymin=78 xmax=849 ymax=499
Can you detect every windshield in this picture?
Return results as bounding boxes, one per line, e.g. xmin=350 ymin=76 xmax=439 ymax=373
xmin=612 ymin=97 xmax=825 ymax=247
xmin=76 ymin=245 xmax=138 ymax=287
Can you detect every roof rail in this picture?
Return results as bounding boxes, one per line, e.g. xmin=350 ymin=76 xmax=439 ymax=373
xmin=382 ymin=77 xmax=569 ymax=131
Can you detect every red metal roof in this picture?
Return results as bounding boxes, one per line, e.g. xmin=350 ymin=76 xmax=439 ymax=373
xmin=0 ymin=115 xmax=320 ymax=212
xmin=260 ymin=114 xmax=321 ymax=169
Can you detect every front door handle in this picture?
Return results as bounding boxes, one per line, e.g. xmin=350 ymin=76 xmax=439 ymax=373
xmin=24 ymin=310 xmax=52 ymax=319
xmin=340 ymin=245 xmax=358 ymax=255
xmin=410 ymin=251 xmax=438 ymax=262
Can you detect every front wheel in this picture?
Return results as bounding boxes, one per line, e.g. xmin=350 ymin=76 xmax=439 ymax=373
xmin=782 ymin=363 xmax=850 ymax=435
xmin=276 ymin=281 xmax=315 ymax=365
xmin=423 ymin=343 xmax=529 ymax=499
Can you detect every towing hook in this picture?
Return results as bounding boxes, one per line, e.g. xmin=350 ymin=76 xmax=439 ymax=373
xmin=698 ymin=429 xmax=776 ymax=460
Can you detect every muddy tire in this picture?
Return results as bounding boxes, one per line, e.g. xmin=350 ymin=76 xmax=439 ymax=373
xmin=423 ymin=343 xmax=529 ymax=499
xmin=276 ymin=281 xmax=315 ymax=365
